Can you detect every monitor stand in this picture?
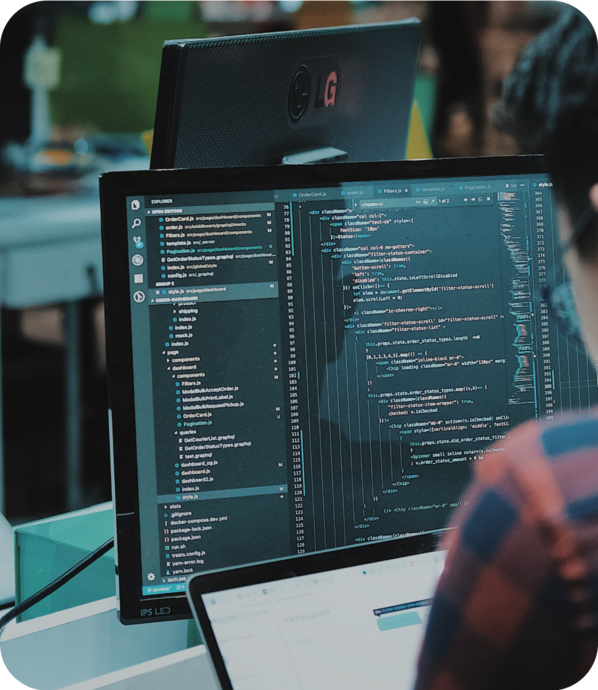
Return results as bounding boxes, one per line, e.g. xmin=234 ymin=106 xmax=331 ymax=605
xmin=281 ymin=146 xmax=348 ymax=165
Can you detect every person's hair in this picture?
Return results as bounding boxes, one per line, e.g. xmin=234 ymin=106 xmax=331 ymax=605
xmin=495 ymin=9 xmax=598 ymax=257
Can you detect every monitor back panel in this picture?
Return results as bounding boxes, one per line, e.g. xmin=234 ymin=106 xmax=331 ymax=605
xmin=150 ymin=20 xmax=421 ymax=169
xmin=101 ymin=156 xmax=598 ymax=623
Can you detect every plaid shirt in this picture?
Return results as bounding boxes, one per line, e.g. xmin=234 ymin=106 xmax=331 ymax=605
xmin=415 ymin=412 xmax=598 ymax=690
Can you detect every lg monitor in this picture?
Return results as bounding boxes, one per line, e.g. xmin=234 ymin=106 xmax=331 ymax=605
xmin=150 ymin=20 xmax=422 ymax=169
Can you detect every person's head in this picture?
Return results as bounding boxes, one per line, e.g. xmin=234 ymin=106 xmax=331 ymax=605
xmin=496 ymin=8 xmax=598 ymax=361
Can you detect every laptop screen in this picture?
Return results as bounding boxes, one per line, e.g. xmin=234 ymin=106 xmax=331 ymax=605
xmin=101 ymin=156 xmax=598 ymax=622
xmin=190 ymin=539 xmax=447 ymax=690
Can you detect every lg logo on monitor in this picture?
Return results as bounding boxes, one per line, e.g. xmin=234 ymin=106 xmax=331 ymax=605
xmin=319 ymin=71 xmax=338 ymax=108
xmin=288 ymin=57 xmax=339 ymax=127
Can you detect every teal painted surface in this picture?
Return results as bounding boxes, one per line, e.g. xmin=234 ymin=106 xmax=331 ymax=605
xmin=15 ymin=508 xmax=115 ymax=621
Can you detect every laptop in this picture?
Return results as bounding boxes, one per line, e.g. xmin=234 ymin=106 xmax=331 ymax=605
xmin=186 ymin=531 xmax=447 ymax=690
xmin=99 ymin=155 xmax=597 ymax=623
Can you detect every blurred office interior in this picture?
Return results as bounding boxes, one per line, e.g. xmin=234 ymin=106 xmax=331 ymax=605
xmin=0 ymin=0 xmax=576 ymax=525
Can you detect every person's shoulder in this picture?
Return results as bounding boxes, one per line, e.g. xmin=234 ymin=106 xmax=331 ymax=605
xmin=479 ymin=409 xmax=598 ymax=525
xmin=538 ymin=409 xmax=598 ymax=460
xmin=473 ymin=409 xmax=598 ymax=505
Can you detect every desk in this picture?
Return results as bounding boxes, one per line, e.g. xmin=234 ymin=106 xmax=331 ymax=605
xmin=0 ymin=193 xmax=104 ymax=514
xmin=1 ymin=504 xmax=214 ymax=688
xmin=1 ymin=597 xmax=219 ymax=690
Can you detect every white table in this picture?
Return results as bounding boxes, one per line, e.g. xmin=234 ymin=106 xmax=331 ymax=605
xmin=1 ymin=597 xmax=219 ymax=690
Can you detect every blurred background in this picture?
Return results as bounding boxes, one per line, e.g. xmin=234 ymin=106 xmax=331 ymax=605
xmin=0 ymin=0 xmax=580 ymax=525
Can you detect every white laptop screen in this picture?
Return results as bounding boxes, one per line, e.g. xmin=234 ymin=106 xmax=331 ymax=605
xmin=199 ymin=549 xmax=447 ymax=690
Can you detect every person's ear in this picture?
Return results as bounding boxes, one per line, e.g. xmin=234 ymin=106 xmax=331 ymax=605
xmin=589 ymin=183 xmax=598 ymax=213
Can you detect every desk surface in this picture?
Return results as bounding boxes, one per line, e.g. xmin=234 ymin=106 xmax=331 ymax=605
xmin=0 ymin=195 xmax=101 ymax=248
xmin=0 ymin=195 xmax=103 ymax=309
xmin=0 ymin=154 xmax=149 ymax=249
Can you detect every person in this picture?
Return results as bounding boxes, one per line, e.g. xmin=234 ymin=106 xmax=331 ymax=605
xmin=427 ymin=1 xmax=487 ymax=156
xmin=414 ymin=9 xmax=598 ymax=690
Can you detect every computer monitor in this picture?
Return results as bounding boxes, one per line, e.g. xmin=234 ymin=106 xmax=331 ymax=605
xmin=150 ymin=20 xmax=422 ymax=169
xmin=100 ymin=155 xmax=598 ymax=624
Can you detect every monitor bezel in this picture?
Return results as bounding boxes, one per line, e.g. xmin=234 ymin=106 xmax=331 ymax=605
xmin=100 ymin=154 xmax=548 ymax=624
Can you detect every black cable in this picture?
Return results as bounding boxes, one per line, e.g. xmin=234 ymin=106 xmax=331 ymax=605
xmin=0 ymin=537 xmax=114 ymax=639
